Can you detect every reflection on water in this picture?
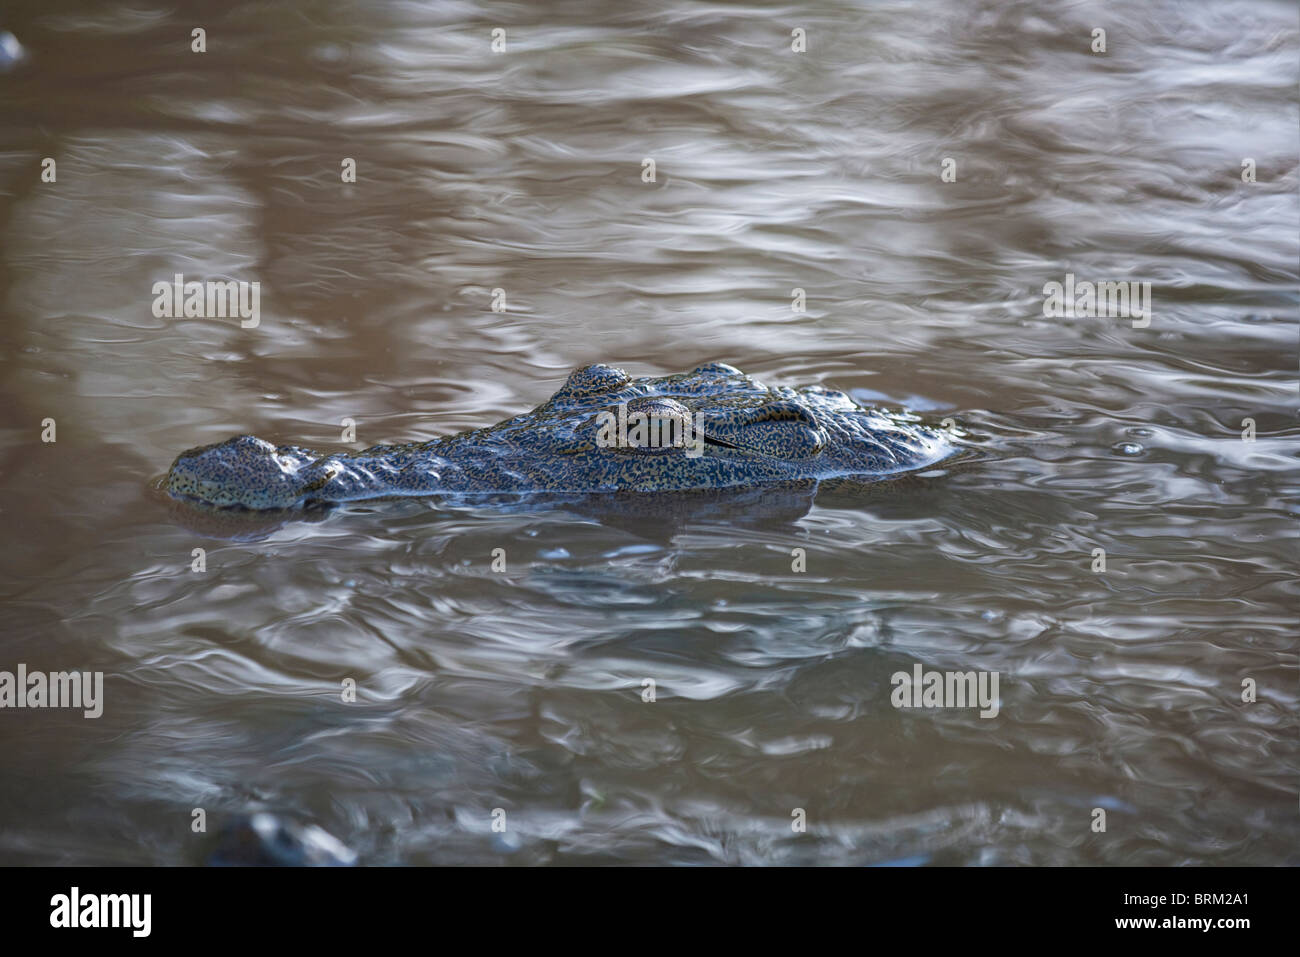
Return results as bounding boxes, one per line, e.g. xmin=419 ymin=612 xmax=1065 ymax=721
xmin=0 ymin=0 xmax=1296 ymax=864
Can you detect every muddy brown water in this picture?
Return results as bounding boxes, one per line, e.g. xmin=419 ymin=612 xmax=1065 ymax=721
xmin=0 ymin=0 xmax=1296 ymax=864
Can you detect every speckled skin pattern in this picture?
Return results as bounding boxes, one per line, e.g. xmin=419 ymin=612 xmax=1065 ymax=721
xmin=165 ymin=363 xmax=956 ymax=510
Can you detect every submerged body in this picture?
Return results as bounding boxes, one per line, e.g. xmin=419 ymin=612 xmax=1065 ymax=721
xmin=165 ymin=363 xmax=957 ymax=510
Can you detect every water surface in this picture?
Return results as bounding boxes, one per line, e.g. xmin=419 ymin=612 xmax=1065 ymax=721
xmin=0 ymin=0 xmax=1296 ymax=864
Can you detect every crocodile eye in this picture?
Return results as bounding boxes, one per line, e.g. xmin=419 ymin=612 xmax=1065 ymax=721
xmin=593 ymin=397 xmax=698 ymax=454
xmin=625 ymin=416 xmax=689 ymax=451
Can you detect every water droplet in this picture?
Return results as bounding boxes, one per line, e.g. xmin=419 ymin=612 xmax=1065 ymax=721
xmin=0 ymin=32 xmax=26 ymax=72
xmin=1111 ymin=442 xmax=1144 ymax=456
xmin=603 ymin=544 xmax=662 ymax=558
xmin=311 ymin=43 xmax=348 ymax=66
xmin=491 ymin=831 xmax=523 ymax=854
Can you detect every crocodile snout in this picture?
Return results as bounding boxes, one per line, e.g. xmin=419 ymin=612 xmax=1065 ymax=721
xmin=166 ymin=435 xmax=311 ymax=509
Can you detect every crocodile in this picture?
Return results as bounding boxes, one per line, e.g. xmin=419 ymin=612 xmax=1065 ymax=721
xmin=164 ymin=363 xmax=957 ymax=510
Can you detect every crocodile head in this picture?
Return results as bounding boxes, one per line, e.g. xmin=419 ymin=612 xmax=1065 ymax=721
xmin=164 ymin=363 xmax=957 ymax=509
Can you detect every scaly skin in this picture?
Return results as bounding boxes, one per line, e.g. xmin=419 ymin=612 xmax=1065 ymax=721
xmin=164 ymin=363 xmax=956 ymax=510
